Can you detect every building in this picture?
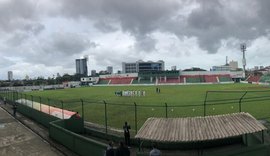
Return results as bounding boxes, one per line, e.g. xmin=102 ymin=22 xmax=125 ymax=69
xmin=122 ymin=62 xmax=137 ymax=73
xmin=81 ymin=77 xmax=99 ymax=85
xmin=212 ymin=60 xmax=239 ymax=71
xmin=75 ymin=58 xmax=88 ymax=76
xmin=122 ymin=60 xmax=165 ymax=73
xmin=57 ymin=73 xmax=61 ymax=78
xmin=107 ymin=66 xmax=113 ymax=74
xmin=91 ymin=70 xmax=96 ymax=76
xmin=229 ymin=61 xmax=238 ymax=70
xmin=8 ymin=71 xmax=13 ymax=81
xmin=171 ymin=66 xmax=177 ymax=71
xmin=137 ymin=60 xmax=165 ymax=72
xmin=212 ymin=65 xmax=231 ymax=71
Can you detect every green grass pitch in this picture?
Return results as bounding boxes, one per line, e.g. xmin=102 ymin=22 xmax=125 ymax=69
xmin=26 ymin=83 xmax=270 ymax=131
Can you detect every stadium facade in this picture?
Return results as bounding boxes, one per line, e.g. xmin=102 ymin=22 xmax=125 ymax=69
xmin=122 ymin=60 xmax=165 ymax=73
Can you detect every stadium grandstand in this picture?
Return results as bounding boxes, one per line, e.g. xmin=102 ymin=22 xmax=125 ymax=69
xmin=95 ymin=70 xmax=243 ymax=85
xmin=98 ymin=73 xmax=137 ymax=85
xmin=246 ymin=75 xmax=261 ymax=83
xmin=259 ymin=74 xmax=270 ymax=83
xmin=245 ymin=66 xmax=270 ymax=84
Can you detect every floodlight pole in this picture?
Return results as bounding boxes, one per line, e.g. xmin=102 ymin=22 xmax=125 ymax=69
xmin=241 ymin=43 xmax=247 ymax=78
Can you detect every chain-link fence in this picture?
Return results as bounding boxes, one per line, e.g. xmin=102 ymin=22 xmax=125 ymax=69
xmin=1 ymin=89 xmax=270 ymax=136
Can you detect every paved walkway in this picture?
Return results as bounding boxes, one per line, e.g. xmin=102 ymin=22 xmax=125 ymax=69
xmin=0 ymin=104 xmax=64 ymax=156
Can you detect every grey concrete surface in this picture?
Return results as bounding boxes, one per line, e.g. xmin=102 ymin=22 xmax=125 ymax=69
xmin=0 ymin=106 xmax=64 ymax=156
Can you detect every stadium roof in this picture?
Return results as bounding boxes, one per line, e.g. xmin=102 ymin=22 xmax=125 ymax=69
xmin=135 ymin=113 xmax=266 ymax=142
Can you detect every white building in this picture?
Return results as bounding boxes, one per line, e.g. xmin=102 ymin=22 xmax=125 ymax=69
xmin=229 ymin=61 xmax=238 ymax=70
xmin=212 ymin=60 xmax=239 ymax=71
xmin=122 ymin=60 xmax=165 ymax=73
xmin=212 ymin=65 xmax=231 ymax=71
xmin=171 ymin=66 xmax=177 ymax=71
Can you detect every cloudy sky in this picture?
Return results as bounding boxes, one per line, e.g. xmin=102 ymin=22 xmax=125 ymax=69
xmin=1 ymin=0 xmax=270 ymax=80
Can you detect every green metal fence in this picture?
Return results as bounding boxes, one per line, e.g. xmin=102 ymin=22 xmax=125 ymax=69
xmin=1 ymin=89 xmax=270 ymax=136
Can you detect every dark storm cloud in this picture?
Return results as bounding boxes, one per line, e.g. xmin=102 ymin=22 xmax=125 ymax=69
xmin=134 ymin=35 xmax=157 ymax=52
xmin=94 ymin=20 xmax=118 ymax=33
xmin=92 ymin=49 xmax=140 ymax=68
xmin=188 ymin=1 xmax=225 ymax=30
xmin=2 ymin=0 xmax=270 ymax=79
xmin=13 ymin=32 xmax=98 ymax=68
xmin=58 ymin=0 xmax=181 ymax=52
xmin=49 ymin=32 xmax=93 ymax=55
xmin=0 ymin=0 xmax=38 ymax=32
xmin=5 ymin=32 xmax=29 ymax=47
xmin=57 ymin=0 xmax=270 ymax=53
xmin=23 ymin=23 xmax=45 ymax=35
xmin=180 ymin=0 xmax=270 ymax=53
xmin=257 ymin=0 xmax=270 ymax=28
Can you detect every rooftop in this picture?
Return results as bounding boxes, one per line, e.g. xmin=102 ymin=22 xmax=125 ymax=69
xmin=135 ymin=112 xmax=266 ymax=142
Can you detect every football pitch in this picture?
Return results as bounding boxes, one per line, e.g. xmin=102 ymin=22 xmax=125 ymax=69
xmin=26 ymin=83 xmax=270 ymax=131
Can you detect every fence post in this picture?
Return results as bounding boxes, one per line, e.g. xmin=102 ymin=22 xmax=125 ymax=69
xmin=16 ymin=92 xmax=19 ymax=103
xmin=39 ymin=96 xmax=41 ymax=111
xmin=12 ymin=91 xmax=15 ymax=104
xmin=80 ymin=99 xmax=84 ymax=121
xmin=20 ymin=93 xmax=23 ymax=104
xmin=48 ymin=98 xmax=50 ymax=115
xmin=8 ymin=90 xmax=10 ymax=101
xmin=134 ymin=102 xmax=138 ymax=134
xmin=61 ymin=100 xmax=64 ymax=119
xmin=31 ymin=95 xmax=33 ymax=108
xmin=165 ymin=103 xmax=168 ymax=118
xmin=103 ymin=100 xmax=108 ymax=134
xmin=203 ymin=91 xmax=209 ymax=116
xmin=24 ymin=94 xmax=27 ymax=105
xmin=239 ymin=91 xmax=248 ymax=112
xmin=11 ymin=91 xmax=13 ymax=102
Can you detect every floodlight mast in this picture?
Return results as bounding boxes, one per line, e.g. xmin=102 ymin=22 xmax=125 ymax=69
xmin=240 ymin=43 xmax=246 ymax=77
